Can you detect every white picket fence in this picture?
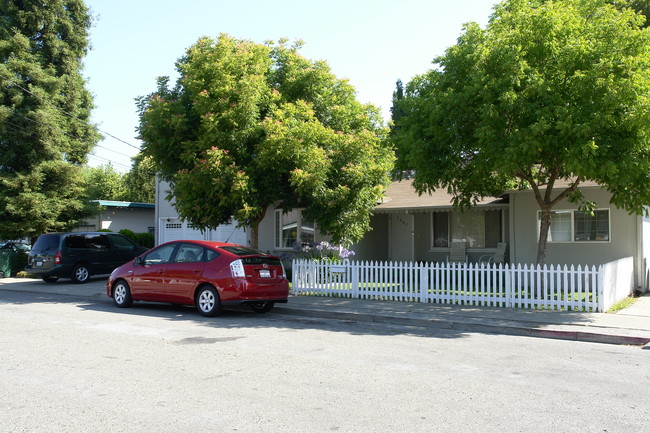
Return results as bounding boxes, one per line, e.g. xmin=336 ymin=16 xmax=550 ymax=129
xmin=291 ymin=257 xmax=635 ymax=312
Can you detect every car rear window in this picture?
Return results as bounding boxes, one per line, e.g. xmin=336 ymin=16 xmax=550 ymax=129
xmin=219 ymin=246 xmax=265 ymax=256
xmin=32 ymin=234 xmax=60 ymax=251
xmin=241 ymin=256 xmax=282 ymax=266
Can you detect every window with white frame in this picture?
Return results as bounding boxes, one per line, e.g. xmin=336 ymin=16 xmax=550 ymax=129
xmin=432 ymin=209 xmax=503 ymax=248
xmin=275 ymin=209 xmax=315 ymax=249
xmin=537 ymin=209 xmax=610 ymax=242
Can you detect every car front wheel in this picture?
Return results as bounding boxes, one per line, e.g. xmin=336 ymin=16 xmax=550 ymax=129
xmin=113 ymin=280 xmax=133 ymax=308
xmin=71 ymin=264 xmax=91 ymax=283
xmin=250 ymin=301 xmax=275 ymax=314
xmin=196 ymin=286 xmax=222 ymax=317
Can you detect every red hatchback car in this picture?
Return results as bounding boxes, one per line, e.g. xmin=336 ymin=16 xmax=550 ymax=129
xmin=106 ymin=241 xmax=289 ymax=316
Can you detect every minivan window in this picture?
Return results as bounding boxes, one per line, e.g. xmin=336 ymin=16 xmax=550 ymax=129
xmin=85 ymin=234 xmax=110 ymax=250
xmin=32 ymin=234 xmax=60 ymax=251
xmin=109 ymin=234 xmax=136 ymax=249
xmin=65 ymin=235 xmax=86 ymax=249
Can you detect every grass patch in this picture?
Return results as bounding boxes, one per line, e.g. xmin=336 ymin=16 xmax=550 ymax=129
xmin=607 ymin=296 xmax=638 ymax=313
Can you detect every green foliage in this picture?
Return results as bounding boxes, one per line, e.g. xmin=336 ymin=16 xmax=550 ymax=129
xmin=123 ymin=153 xmax=156 ymax=203
xmin=133 ymin=232 xmax=154 ymax=248
xmin=0 ymin=0 xmax=100 ymax=239
xmin=118 ymin=229 xmax=153 ymax=248
xmin=393 ymin=0 xmax=650 ymax=263
xmin=138 ymin=34 xmax=394 ymax=247
xmin=118 ymin=228 xmax=135 ymax=239
xmin=83 ymin=163 xmax=127 ymax=201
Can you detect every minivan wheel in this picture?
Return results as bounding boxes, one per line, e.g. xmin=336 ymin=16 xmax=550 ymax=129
xmin=113 ymin=280 xmax=133 ymax=308
xmin=71 ymin=264 xmax=91 ymax=283
xmin=196 ymin=286 xmax=222 ymax=317
xmin=42 ymin=276 xmax=59 ymax=283
xmin=250 ymin=301 xmax=275 ymax=314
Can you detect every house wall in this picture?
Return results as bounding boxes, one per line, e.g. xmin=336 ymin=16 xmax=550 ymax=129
xmin=509 ymin=187 xmax=638 ymax=271
xmin=99 ymin=208 xmax=154 ymax=233
xmin=155 ymin=178 xmax=248 ymax=247
xmin=351 ymin=214 xmax=389 ymax=261
xmin=78 ymin=208 xmax=154 ymax=233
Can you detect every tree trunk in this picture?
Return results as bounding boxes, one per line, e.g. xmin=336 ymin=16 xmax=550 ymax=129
xmin=250 ymin=222 xmax=260 ymax=250
xmin=248 ymin=207 xmax=267 ymax=250
xmin=537 ymin=207 xmax=551 ymax=266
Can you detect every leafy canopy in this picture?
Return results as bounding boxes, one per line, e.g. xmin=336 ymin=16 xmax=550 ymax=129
xmin=393 ymin=0 xmax=650 ymax=263
xmin=138 ymin=34 xmax=394 ymax=247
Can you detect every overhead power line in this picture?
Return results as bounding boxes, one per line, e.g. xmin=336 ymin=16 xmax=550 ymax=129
xmin=0 ymin=71 xmax=141 ymax=150
xmin=1 ymin=106 xmax=135 ymax=168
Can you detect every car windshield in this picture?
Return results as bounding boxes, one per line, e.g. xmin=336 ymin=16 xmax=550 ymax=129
xmin=32 ymin=234 xmax=60 ymax=251
xmin=219 ymin=245 xmax=265 ymax=256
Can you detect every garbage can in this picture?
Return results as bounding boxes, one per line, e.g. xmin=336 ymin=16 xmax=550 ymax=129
xmin=0 ymin=250 xmax=14 ymax=278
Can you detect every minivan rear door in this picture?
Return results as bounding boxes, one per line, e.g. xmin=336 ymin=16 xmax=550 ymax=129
xmin=28 ymin=234 xmax=61 ymax=271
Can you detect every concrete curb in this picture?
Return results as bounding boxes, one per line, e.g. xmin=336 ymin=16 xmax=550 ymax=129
xmin=273 ymin=306 xmax=650 ymax=347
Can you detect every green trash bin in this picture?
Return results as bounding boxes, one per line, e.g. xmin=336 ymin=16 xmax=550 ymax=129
xmin=0 ymin=250 xmax=14 ymax=278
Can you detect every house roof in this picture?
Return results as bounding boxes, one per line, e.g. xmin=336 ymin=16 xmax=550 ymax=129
xmin=375 ymin=179 xmax=603 ymax=213
xmin=92 ymin=200 xmax=155 ymax=209
xmin=375 ymin=180 xmax=508 ymax=213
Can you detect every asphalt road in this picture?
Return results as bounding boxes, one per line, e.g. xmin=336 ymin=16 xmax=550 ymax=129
xmin=1 ymin=284 xmax=648 ymax=433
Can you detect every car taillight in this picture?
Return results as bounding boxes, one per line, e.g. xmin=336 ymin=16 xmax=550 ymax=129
xmin=230 ymin=259 xmax=245 ymax=278
xmin=54 ymin=250 xmax=62 ymax=265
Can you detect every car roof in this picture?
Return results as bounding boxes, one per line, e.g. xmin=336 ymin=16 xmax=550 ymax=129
xmin=158 ymin=240 xmax=272 ymax=255
xmin=161 ymin=240 xmax=244 ymax=248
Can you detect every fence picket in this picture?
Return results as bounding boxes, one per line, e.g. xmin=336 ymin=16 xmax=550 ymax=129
xmin=290 ymin=257 xmax=621 ymax=313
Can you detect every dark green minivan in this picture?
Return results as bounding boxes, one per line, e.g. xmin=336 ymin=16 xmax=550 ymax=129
xmin=25 ymin=232 xmax=149 ymax=283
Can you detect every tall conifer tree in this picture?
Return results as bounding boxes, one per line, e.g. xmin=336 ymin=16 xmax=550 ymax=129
xmin=0 ymin=0 xmax=99 ymax=239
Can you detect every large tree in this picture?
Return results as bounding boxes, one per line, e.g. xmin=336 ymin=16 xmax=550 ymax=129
xmin=138 ymin=35 xmax=394 ymax=248
xmin=0 ymin=0 xmax=99 ymax=239
xmin=123 ymin=153 xmax=156 ymax=203
xmin=83 ymin=163 xmax=126 ymax=201
xmin=393 ymin=0 xmax=650 ymax=265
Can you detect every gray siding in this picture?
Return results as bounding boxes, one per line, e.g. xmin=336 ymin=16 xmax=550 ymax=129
xmin=509 ymin=187 xmax=638 ymax=267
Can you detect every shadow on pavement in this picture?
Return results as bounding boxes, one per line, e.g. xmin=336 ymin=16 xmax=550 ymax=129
xmin=0 ymin=286 xmax=472 ymax=341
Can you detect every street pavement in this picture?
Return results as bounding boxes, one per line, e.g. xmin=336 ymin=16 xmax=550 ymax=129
xmin=1 ymin=276 xmax=649 ymax=347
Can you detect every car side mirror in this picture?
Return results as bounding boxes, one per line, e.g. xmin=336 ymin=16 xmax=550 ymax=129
xmin=135 ymin=257 xmax=144 ymax=265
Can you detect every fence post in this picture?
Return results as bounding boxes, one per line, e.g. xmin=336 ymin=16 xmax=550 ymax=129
xmin=597 ymin=264 xmax=604 ymax=312
xmin=420 ymin=264 xmax=429 ymax=303
xmin=505 ymin=263 xmax=512 ymax=308
xmin=351 ymin=262 xmax=359 ymax=299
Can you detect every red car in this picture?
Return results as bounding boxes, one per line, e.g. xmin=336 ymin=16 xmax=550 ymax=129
xmin=106 ymin=240 xmax=289 ymax=316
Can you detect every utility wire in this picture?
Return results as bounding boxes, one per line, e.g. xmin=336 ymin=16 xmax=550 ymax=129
xmin=87 ymin=153 xmax=130 ymax=170
xmin=0 ymin=71 xmax=141 ymax=150
xmin=1 ymin=106 xmax=134 ymax=168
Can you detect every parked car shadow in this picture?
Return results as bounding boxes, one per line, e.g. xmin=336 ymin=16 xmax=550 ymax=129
xmin=0 ymin=286 xmax=471 ymax=340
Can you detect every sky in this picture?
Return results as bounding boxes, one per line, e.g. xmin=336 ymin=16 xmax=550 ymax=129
xmin=83 ymin=0 xmax=499 ymax=171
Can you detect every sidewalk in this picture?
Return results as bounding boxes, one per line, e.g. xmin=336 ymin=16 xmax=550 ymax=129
xmin=2 ymin=277 xmax=649 ymax=347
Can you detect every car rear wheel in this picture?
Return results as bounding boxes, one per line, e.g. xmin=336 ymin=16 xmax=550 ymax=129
xmin=42 ymin=276 xmax=59 ymax=283
xmin=250 ymin=301 xmax=275 ymax=314
xmin=113 ymin=280 xmax=133 ymax=308
xmin=71 ymin=264 xmax=91 ymax=284
xmin=196 ymin=286 xmax=222 ymax=317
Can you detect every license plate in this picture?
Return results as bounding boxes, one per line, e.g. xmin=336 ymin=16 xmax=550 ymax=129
xmin=35 ymin=261 xmax=43 ymax=267
xmin=259 ymin=269 xmax=271 ymax=278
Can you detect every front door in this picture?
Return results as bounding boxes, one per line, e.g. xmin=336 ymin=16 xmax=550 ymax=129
xmin=389 ymin=213 xmax=414 ymax=262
